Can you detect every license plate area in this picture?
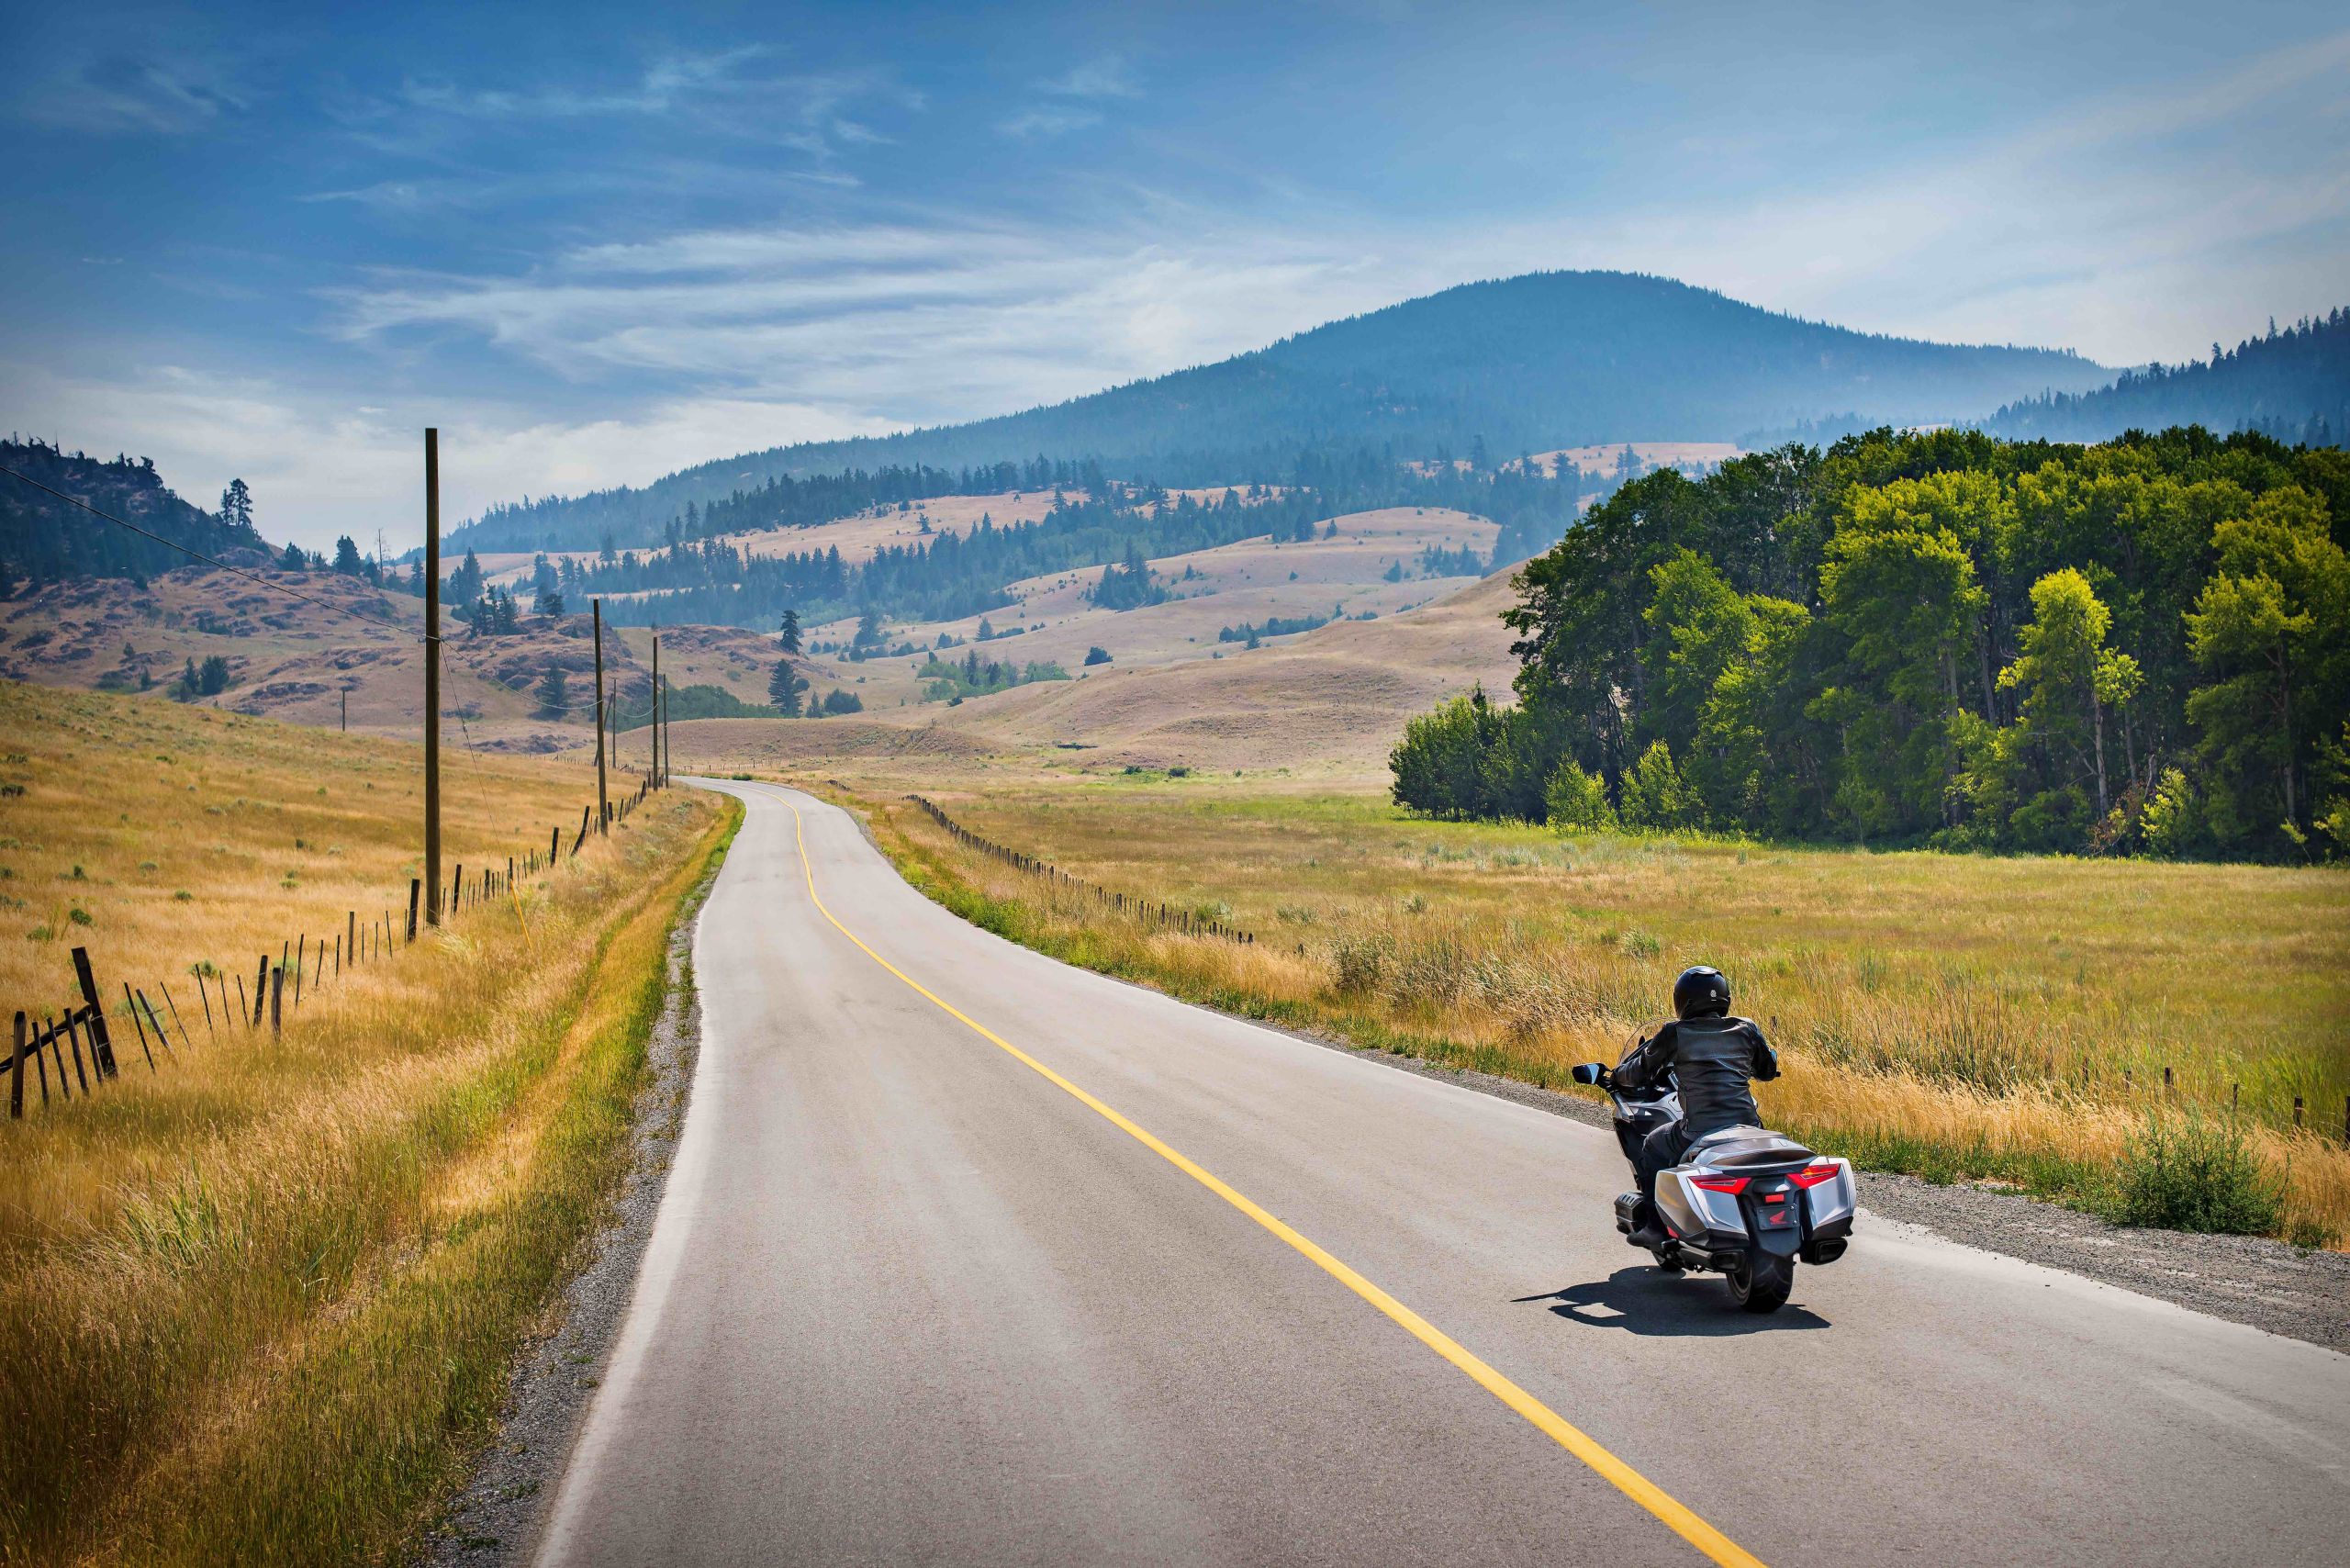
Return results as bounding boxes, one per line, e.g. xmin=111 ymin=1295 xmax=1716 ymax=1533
xmin=1748 ymin=1178 xmax=1800 ymax=1231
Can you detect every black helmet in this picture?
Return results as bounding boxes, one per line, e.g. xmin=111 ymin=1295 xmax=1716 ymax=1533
xmin=1673 ymin=965 xmax=1730 ymax=1020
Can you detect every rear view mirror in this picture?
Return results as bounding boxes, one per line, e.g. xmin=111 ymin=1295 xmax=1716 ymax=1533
xmin=1570 ymin=1063 xmax=1606 ymax=1085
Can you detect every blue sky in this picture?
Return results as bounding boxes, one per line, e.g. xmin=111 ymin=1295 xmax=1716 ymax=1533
xmin=3 ymin=0 xmax=2345 ymax=549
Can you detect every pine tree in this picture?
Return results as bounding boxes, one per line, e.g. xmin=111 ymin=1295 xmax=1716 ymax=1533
xmin=767 ymin=659 xmax=806 ymax=717
xmin=535 ymin=663 xmax=571 ymax=719
xmin=219 ymin=478 xmax=254 ymax=535
xmin=778 ymin=608 xmax=802 ymax=655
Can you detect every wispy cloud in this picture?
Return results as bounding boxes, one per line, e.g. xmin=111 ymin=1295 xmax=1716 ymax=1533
xmin=997 ymin=106 xmax=1103 ymax=139
xmin=997 ymin=52 xmax=1139 ymax=138
xmin=1038 ymin=55 xmax=1140 ymax=99
xmin=14 ymin=53 xmax=248 ymax=134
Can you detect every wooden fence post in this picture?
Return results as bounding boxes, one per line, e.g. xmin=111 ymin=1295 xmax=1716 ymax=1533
xmin=254 ymin=956 xmax=269 ymax=1024
xmin=453 ymin=864 xmax=463 ymax=916
xmin=34 ymin=1020 xmax=51 ymax=1105
xmin=70 ymin=946 xmax=118 ymax=1078
xmin=122 ymin=986 xmax=156 ymax=1070
xmin=271 ymin=966 xmax=284 ymax=1034
xmin=159 ymin=984 xmax=189 ymax=1047
xmin=237 ymin=970 xmax=251 ymax=1028
xmin=295 ymin=935 xmax=306 ymax=1003
xmin=408 ymin=879 xmax=421 ymax=941
xmin=9 ymin=1013 xmax=22 ymax=1119
xmin=137 ymin=991 xmax=175 ymax=1059
xmin=65 ymin=1014 xmax=93 ymax=1092
xmin=198 ymin=976 xmax=215 ymax=1035
xmin=46 ymin=1020 xmax=68 ymax=1101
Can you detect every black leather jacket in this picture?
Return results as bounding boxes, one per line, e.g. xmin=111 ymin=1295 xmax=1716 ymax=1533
xmin=1614 ymin=1015 xmax=1778 ymax=1138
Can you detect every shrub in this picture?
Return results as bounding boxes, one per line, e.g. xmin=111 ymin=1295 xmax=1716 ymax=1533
xmin=1083 ymin=646 xmax=1112 ymax=666
xmin=1619 ymin=739 xmax=1699 ymax=829
xmin=2099 ymin=1111 xmax=2284 ymax=1236
xmin=1543 ymin=759 xmax=1615 ymax=832
xmin=1330 ymin=933 xmax=1391 ymax=995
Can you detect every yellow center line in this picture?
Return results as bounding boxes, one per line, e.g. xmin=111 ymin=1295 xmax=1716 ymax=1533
xmin=775 ymin=788 xmax=1764 ymax=1568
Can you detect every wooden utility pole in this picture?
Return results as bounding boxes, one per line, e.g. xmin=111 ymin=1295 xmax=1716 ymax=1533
xmin=592 ymin=599 xmax=609 ymax=828
xmin=651 ymin=635 xmax=662 ymax=789
xmin=341 ymin=689 xmax=347 ymax=733
xmin=423 ymin=429 xmax=443 ymax=926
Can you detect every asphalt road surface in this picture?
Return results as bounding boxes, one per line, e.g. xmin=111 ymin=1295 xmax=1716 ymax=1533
xmin=536 ymin=781 xmax=2350 ymax=1567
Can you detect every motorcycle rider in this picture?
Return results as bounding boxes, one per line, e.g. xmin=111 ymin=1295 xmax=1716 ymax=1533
xmin=1617 ymin=966 xmax=1778 ymax=1249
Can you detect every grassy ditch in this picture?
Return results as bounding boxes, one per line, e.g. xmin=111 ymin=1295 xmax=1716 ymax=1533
xmin=0 ymin=685 xmax=733 ymax=1564
xmin=843 ymin=781 xmax=2349 ymax=1250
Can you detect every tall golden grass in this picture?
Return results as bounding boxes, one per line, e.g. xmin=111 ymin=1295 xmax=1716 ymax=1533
xmin=0 ymin=684 xmax=729 ymax=1563
xmin=853 ymin=782 xmax=2350 ymax=1249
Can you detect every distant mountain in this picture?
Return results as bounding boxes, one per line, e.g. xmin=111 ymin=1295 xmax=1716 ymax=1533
xmin=453 ymin=271 xmax=2112 ymax=553
xmin=1987 ymin=309 xmax=2348 ymax=446
xmin=0 ymin=440 xmax=266 ymax=590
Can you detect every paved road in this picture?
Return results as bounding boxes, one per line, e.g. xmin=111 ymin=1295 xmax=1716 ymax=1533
xmin=538 ymin=782 xmax=2350 ymax=1567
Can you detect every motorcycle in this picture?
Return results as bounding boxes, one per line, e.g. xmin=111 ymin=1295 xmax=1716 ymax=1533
xmin=1569 ymin=1060 xmax=1856 ymax=1314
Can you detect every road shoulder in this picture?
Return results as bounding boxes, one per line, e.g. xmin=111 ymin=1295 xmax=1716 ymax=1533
xmin=419 ymin=846 xmax=719 ymax=1565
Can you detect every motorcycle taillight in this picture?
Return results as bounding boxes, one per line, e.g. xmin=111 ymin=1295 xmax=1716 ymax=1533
xmin=1689 ymin=1174 xmax=1748 ymax=1194
xmin=1788 ymin=1163 xmax=1842 ymax=1189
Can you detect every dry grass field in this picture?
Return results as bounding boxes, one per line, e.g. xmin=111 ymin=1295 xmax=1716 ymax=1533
xmin=790 ymin=505 xmax=1501 ymax=712
xmin=0 ymin=681 xmax=730 ymax=1563
xmin=652 ymin=565 xmax=1522 ymax=780
xmin=845 ymin=781 xmax=2350 ymax=1249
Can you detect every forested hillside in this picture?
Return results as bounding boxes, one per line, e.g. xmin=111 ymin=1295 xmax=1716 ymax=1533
xmin=0 ymin=440 xmax=266 ymax=591
xmin=542 ymin=447 xmax=1591 ymax=629
xmin=1393 ymin=425 xmax=2350 ymax=863
xmin=447 ymin=271 xmax=2111 ymax=554
xmin=1989 ymin=310 xmax=2348 ymax=446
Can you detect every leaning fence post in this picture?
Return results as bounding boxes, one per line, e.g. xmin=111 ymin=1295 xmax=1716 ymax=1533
xmin=197 ymin=976 xmax=214 ymax=1035
xmin=253 ymin=956 xmax=269 ymax=1024
xmin=159 ymin=984 xmax=189 ymax=1048
xmin=64 ymin=1011 xmax=91 ymax=1086
xmin=408 ymin=879 xmax=421 ymax=941
xmin=122 ymin=985 xmax=157 ymax=1070
xmin=10 ymin=1013 xmax=23 ymax=1120
xmin=453 ymin=865 xmax=464 ymax=916
xmin=70 ymin=946 xmax=118 ymax=1078
xmin=271 ymin=966 xmax=284 ymax=1035
xmin=236 ymin=971 xmax=250 ymax=1028
xmin=45 ymin=1020 xmax=68 ymax=1102
xmin=295 ymin=935 xmax=306 ymax=1003
xmin=138 ymin=990 xmax=176 ymax=1060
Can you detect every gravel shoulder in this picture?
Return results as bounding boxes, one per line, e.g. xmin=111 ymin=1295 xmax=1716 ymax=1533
xmin=1315 ymin=1039 xmax=2350 ymax=1354
xmin=419 ymin=859 xmax=716 ymax=1566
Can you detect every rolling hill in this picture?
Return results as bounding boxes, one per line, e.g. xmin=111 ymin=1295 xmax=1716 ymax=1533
xmin=1 ymin=439 xmax=268 ymax=588
xmin=450 ymin=271 xmax=2112 ymax=553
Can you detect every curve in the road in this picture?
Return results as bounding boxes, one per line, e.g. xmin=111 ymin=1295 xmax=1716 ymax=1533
xmin=782 ymin=795 xmax=1762 ymax=1568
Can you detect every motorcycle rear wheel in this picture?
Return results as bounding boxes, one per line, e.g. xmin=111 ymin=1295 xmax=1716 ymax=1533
xmin=1728 ymin=1253 xmax=1794 ymax=1313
